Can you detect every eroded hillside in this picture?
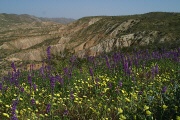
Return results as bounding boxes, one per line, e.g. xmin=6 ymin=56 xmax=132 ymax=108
xmin=0 ymin=12 xmax=180 ymax=73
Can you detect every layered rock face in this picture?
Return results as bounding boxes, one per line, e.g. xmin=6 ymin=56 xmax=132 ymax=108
xmin=0 ymin=12 xmax=180 ymax=63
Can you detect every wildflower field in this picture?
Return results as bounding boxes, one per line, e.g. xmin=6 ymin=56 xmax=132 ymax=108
xmin=0 ymin=47 xmax=180 ymax=120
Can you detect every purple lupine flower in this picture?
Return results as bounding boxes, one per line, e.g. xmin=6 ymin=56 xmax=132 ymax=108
xmin=28 ymin=74 xmax=32 ymax=87
xmin=128 ymin=58 xmax=132 ymax=67
xmin=89 ymin=67 xmax=94 ymax=77
xmin=70 ymin=91 xmax=74 ymax=100
xmin=151 ymin=67 xmax=155 ymax=79
xmin=70 ymin=55 xmax=76 ymax=65
xmin=56 ymin=75 xmax=64 ymax=86
xmin=11 ymin=72 xmax=15 ymax=83
xmin=134 ymin=58 xmax=139 ymax=67
xmin=118 ymin=81 xmax=122 ymax=87
xmin=105 ymin=55 xmax=111 ymax=69
xmin=16 ymin=69 xmax=20 ymax=78
xmin=11 ymin=72 xmax=19 ymax=86
xmin=47 ymin=65 xmax=52 ymax=73
xmin=19 ymin=87 xmax=24 ymax=93
xmin=63 ymin=67 xmax=69 ymax=77
xmin=0 ymin=82 xmax=2 ymax=91
xmin=11 ymin=99 xmax=18 ymax=120
xmin=112 ymin=52 xmax=120 ymax=65
xmin=132 ymin=76 xmax=135 ymax=82
xmin=31 ymin=98 xmax=36 ymax=105
xmin=138 ymin=90 xmax=143 ymax=95
xmin=108 ymin=82 xmax=112 ymax=89
xmin=162 ymin=86 xmax=167 ymax=93
xmin=63 ymin=109 xmax=69 ymax=115
xmin=47 ymin=46 xmax=51 ymax=60
xmin=33 ymin=84 xmax=37 ymax=91
xmin=14 ymin=79 xmax=19 ymax=87
xmin=68 ymin=68 xmax=72 ymax=78
xmin=11 ymin=115 xmax=18 ymax=120
xmin=46 ymin=103 xmax=51 ymax=113
xmin=11 ymin=62 xmax=16 ymax=72
xmin=95 ymin=78 xmax=100 ymax=85
xmin=155 ymin=64 xmax=159 ymax=75
xmin=50 ymin=76 xmax=56 ymax=90
xmin=39 ymin=67 xmax=45 ymax=77
xmin=123 ymin=60 xmax=131 ymax=75
xmin=87 ymin=56 xmax=94 ymax=63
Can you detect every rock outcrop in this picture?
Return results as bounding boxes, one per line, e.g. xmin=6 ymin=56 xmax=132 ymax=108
xmin=0 ymin=12 xmax=180 ymax=63
xmin=0 ymin=35 xmax=51 ymax=50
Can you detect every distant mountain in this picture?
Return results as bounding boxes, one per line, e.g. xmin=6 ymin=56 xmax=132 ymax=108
xmin=0 ymin=13 xmax=75 ymax=30
xmin=0 ymin=13 xmax=50 ymax=32
xmin=0 ymin=12 xmax=180 ymax=74
xmin=0 ymin=13 xmax=42 ymax=24
xmin=39 ymin=17 xmax=75 ymax=24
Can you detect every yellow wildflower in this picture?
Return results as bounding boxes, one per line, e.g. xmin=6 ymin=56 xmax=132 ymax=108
xmin=83 ymin=95 xmax=87 ymax=98
xmin=125 ymin=98 xmax=130 ymax=102
xmin=103 ymin=118 xmax=108 ymax=120
xmin=177 ymin=116 xmax=180 ymax=120
xmin=120 ymin=114 xmax=126 ymax=120
xmin=146 ymin=110 xmax=152 ymax=116
xmin=121 ymin=90 xmax=125 ymax=94
xmin=175 ymin=106 xmax=178 ymax=111
xmin=28 ymin=107 xmax=32 ymax=111
xmin=162 ymin=105 xmax=168 ymax=110
xmin=15 ymin=110 xmax=18 ymax=114
xmin=39 ymin=114 xmax=44 ymax=117
xmin=20 ymin=110 xmax=23 ymax=115
xmin=53 ymin=103 xmax=57 ymax=106
xmin=118 ymin=108 xmax=123 ymax=114
xmin=144 ymin=105 xmax=149 ymax=111
xmin=56 ymin=93 xmax=60 ymax=97
xmin=5 ymin=105 xmax=10 ymax=108
xmin=3 ymin=113 xmax=9 ymax=118
xmin=35 ymin=100 xmax=39 ymax=104
xmin=104 ymin=88 xmax=109 ymax=92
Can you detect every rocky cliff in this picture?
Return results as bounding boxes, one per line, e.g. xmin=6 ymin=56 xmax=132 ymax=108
xmin=0 ymin=12 xmax=180 ymax=71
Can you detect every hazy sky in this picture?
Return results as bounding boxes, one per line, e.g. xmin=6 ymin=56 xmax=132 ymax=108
xmin=0 ymin=0 xmax=180 ymax=19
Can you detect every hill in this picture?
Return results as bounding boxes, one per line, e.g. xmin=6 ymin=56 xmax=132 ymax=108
xmin=39 ymin=17 xmax=75 ymax=24
xmin=0 ymin=12 xmax=180 ymax=73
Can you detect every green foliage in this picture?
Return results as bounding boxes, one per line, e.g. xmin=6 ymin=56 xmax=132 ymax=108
xmin=1 ymin=12 xmax=180 ymax=119
xmin=1 ymin=46 xmax=180 ymax=119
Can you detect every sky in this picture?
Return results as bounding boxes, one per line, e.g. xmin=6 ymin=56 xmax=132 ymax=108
xmin=0 ymin=0 xmax=180 ymax=19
